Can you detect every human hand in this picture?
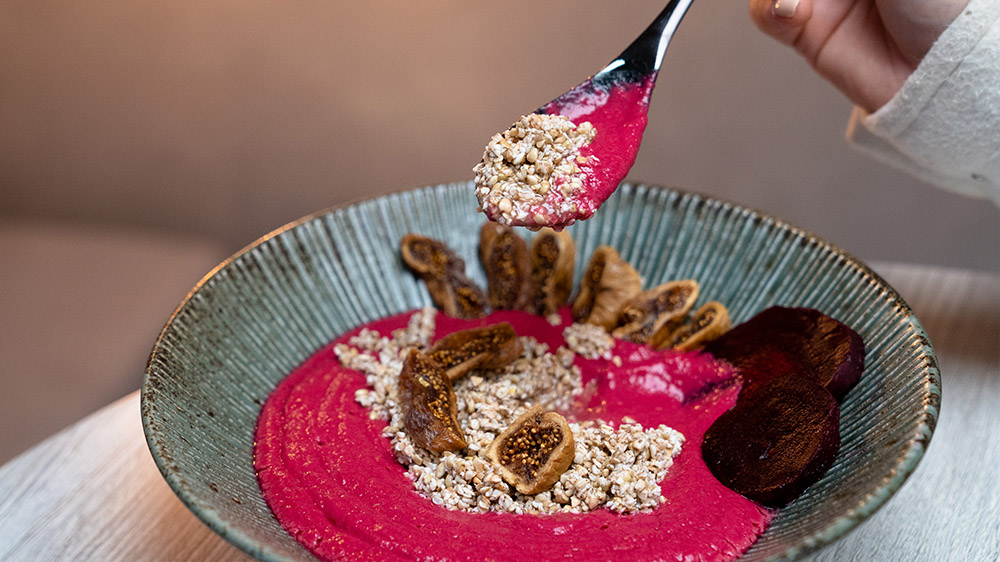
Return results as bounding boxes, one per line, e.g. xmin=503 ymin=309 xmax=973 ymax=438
xmin=749 ymin=0 xmax=969 ymax=112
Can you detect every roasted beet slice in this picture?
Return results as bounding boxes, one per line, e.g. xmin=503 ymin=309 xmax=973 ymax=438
xmin=704 ymin=306 xmax=865 ymax=402
xmin=702 ymin=374 xmax=841 ymax=507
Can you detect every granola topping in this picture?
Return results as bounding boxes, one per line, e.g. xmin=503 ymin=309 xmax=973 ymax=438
xmin=474 ymin=114 xmax=596 ymax=227
xmin=563 ymin=321 xmax=615 ymax=360
xmin=337 ymin=308 xmax=685 ymax=515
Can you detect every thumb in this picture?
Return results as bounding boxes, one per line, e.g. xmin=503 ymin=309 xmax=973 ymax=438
xmin=748 ymin=0 xmax=813 ymax=48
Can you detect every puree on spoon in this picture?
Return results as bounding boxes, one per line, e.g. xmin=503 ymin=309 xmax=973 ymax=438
xmin=474 ymin=78 xmax=654 ymax=229
xmin=474 ymin=1 xmax=694 ymax=229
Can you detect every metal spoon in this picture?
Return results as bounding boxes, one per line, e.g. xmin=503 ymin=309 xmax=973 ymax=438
xmin=476 ymin=0 xmax=695 ymax=229
xmin=540 ymin=0 xmax=695 ymax=117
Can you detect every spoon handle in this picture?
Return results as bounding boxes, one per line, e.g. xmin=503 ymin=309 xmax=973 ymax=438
xmin=595 ymin=0 xmax=695 ymax=83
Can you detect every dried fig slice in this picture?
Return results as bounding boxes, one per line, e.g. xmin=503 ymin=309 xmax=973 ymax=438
xmin=400 ymin=234 xmax=487 ymax=319
xmin=487 ymin=406 xmax=575 ymax=495
xmin=654 ymin=301 xmax=731 ymax=351
xmin=571 ymin=245 xmax=642 ymax=331
xmin=427 ymin=322 xmax=523 ymax=381
xmin=530 ymin=228 xmax=575 ymax=318
xmin=479 ymin=223 xmax=533 ymax=311
xmin=397 ymin=349 xmax=466 ymax=453
xmin=612 ymin=279 xmax=700 ymax=343
xmin=701 ymin=374 xmax=841 ymax=507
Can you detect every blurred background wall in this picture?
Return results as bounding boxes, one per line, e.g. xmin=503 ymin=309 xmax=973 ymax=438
xmin=1 ymin=0 xmax=997 ymax=461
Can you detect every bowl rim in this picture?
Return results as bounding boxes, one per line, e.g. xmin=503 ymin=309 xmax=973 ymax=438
xmin=141 ymin=181 xmax=941 ymax=562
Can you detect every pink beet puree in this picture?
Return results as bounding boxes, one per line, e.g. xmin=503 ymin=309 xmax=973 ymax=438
xmin=533 ymin=75 xmax=656 ymax=227
xmin=255 ymin=308 xmax=772 ymax=562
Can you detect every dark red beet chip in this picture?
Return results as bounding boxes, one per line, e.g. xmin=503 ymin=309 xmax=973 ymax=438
xmin=704 ymin=306 xmax=865 ymax=402
xmin=702 ymin=374 xmax=841 ymax=507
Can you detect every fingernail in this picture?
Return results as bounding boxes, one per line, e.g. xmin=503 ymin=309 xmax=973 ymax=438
xmin=773 ymin=0 xmax=799 ymax=17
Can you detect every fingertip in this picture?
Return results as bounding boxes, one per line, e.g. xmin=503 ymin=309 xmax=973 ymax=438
xmin=772 ymin=0 xmax=800 ymax=18
xmin=749 ymin=0 xmax=811 ymax=45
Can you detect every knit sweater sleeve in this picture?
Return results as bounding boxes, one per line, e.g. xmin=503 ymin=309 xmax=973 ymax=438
xmin=846 ymin=0 xmax=1000 ymax=204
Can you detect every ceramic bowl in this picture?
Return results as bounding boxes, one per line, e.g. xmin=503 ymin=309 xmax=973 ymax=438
xmin=142 ymin=182 xmax=939 ymax=562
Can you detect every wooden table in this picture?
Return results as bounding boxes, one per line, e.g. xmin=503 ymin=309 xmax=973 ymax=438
xmin=1 ymin=263 xmax=997 ymax=562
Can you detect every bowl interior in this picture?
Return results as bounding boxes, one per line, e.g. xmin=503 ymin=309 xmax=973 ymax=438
xmin=142 ymin=182 xmax=939 ymax=562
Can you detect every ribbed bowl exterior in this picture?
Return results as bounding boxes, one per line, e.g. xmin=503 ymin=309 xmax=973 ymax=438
xmin=142 ymin=182 xmax=940 ymax=562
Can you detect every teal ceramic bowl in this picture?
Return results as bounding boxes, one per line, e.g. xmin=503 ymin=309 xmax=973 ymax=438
xmin=142 ymin=182 xmax=939 ymax=562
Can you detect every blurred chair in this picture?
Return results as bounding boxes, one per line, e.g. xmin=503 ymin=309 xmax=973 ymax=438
xmin=0 ymin=219 xmax=227 ymax=463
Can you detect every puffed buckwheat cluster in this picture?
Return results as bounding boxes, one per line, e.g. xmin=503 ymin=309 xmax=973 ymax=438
xmin=337 ymin=308 xmax=685 ymax=515
xmin=563 ymin=321 xmax=615 ymax=360
xmin=474 ymin=113 xmax=596 ymax=226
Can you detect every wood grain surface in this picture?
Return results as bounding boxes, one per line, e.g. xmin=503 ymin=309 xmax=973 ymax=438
xmin=1 ymin=263 xmax=997 ymax=562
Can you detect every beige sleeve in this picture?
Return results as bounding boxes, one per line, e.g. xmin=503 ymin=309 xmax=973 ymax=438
xmin=846 ymin=0 xmax=1000 ymax=204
